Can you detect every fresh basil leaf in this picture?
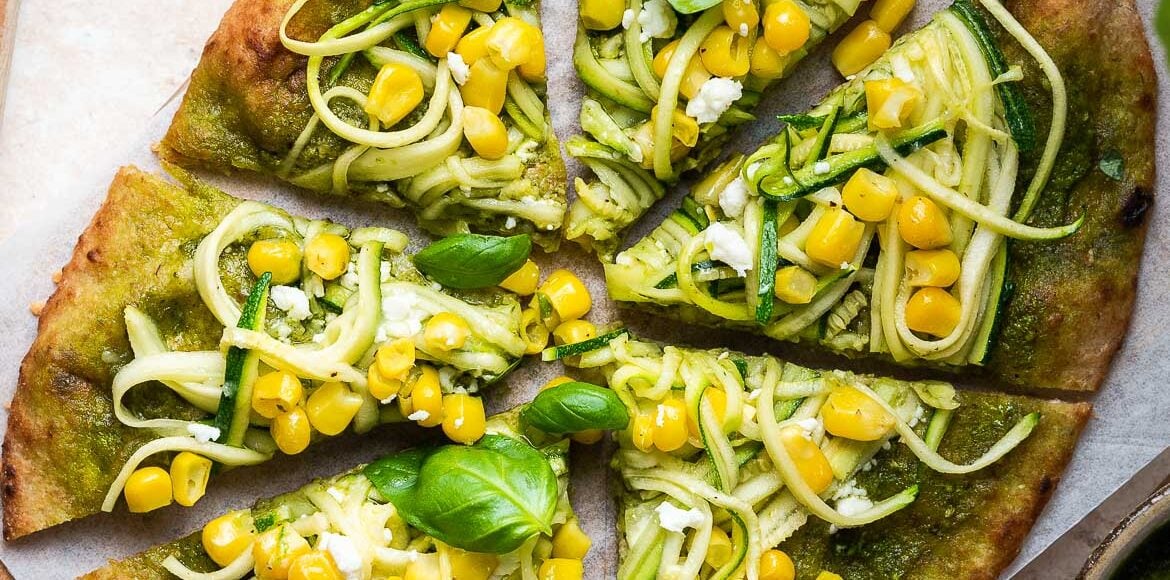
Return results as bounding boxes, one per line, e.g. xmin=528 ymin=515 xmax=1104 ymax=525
xmin=666 ymin=0 xmax=722 ymax=14
xmin=364 ymin=436 xmax=557 ymax=554
xmin=1158 ymin=0 xmax=1170 ymax=67
xmin=413 ymin=233 xmax=532 ymax=289
xmin=1099 ymin=149 xmax=1125 ymax=181
xmin=522 ymin=382 xmax=631 ymax=434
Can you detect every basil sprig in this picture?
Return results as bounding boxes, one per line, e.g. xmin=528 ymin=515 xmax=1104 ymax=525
xmin=363 ymin=435 xmax=558 ymax=554
xmin=412 ymin=233 xmax=531 ymax=289
xmin=521 ymin=382 xmax=630 ymax=434
xmin=665 ymin=0 xmax=722 ymax=13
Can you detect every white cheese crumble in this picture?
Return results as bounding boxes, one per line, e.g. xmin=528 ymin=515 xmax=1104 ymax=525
xmin=447 ymin=52 xmax=470 ymax=85
xmin=796 ymin=417 xmax=823 ymax=437
xmin=655 ymin=502 xmax=705 ymax=533
xmin=377 ymin=293 xmax=424 ymax=341
xmin=380 ymin=394 xmax=397 ymax=405
xmin=408 ymin=410 xmax=430 ymax=422
xmin=703 ymin=222 xmax=753 ymax=276
xmin=271 ymin=285 xmax=311 ymax=321
xmin=637 ymin=0 xmax=677 ymax=43
xmin=312 ymin=332 xmax=327 ymax=344
xmin=273 ymin=319 xmax=293 ymax=340
xmin=813 ymin=161 xmax=832 ymax=175
xmin=505 ymin=216 xmax=518 ymax=230
xmin=719 ymin=177 xmax=750 ymax=218
xmin=686 ymin=77 xmax=743 ymax=124
xmin=837 ymin=495 xmax=875 ymax=517
xmin=317 ymin=532 xmax=363 ymax=580
xmin=908 ymin=404 xmax=926 ymax=428
xmin=187 ymin=423 xmax=221 ymax=443
xmin=439 ymin=366 xmax=459 ymax=390
xmin=340 ymin=264 xmax=360 ymax=289
xmin=621 ymin=9 xmax=635 ymax=29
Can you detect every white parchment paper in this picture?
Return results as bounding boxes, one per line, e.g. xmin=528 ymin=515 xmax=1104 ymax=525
xmin=0 ymin=0 xmax=1164 ymax=577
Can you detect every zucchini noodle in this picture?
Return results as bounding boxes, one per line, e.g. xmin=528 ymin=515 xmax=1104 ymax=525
xmin=112 ymin=351 xmax=226 ymax=433
xmin=163 ymin=550 xmax=254 ymax=580
xmin=124 ymin=306 xmax=221 ymax=412
xmin=653 ymin=8 xmax=723 ymax=179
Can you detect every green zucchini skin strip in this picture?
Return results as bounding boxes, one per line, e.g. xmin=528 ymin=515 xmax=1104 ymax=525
xmin=214 ymin=273 xmax=271 ymax=447
xmin=542 ymin=328 xmax=631 ymax=361
xmin=755 ymin=201 xmax=780 ymax=325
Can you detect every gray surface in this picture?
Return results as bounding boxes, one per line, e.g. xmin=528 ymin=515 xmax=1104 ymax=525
xmin=0 ymin=0 xmax=1165 ymax=578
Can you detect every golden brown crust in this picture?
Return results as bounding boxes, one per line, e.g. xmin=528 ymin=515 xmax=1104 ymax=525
xmin=2 ymin=167 xmax=237 ymax=540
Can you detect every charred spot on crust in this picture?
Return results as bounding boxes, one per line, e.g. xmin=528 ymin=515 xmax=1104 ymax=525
xmin=2 ymin=462 xmax=16 ymax=499
xmin=1037 ymin=476 xmax=1053 ymax=495
xmin=1121 ymin=186 xmax=1153 ymax=228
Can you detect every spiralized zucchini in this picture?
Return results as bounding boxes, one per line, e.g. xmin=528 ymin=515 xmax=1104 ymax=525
xmin=104 ymin=200 xmax=529 ymax=513
xmin=276 ymin=0 xmax=565 ymax=247
xmin=566 ymin=0 xmax=870 ymax=258
xmin=605 ymin=5 xmax=1075 ymax=365
xmin=564 ymin=333 xmax=1038 ymax=579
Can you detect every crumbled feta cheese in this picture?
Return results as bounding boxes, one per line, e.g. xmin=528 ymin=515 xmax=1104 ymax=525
xmin=375 ymin=183 xmax=390 ymax=193
xmin=447 ymin=52 xmax=470 ymax=85
xmin=813 ymin=161 xmax=832 ymax=175
xmin=703 ymin=222 xmax=753 ymax=276
xmin=379 ymin=293 xmax=424 ymax=338
xmin=340 ymin=265 xmax=360 ymax=289
xmin=882 ymin=440 xmax=892 ymax=451
xmin=746 ymin=160 xmax=763 ymax=182
xmin=318 ymin=532 xmax=363 ymax=580
xmin=829 ymin=524 xmax=840 ymax=534
xmin=862 ymin=458 xmax=876 ymax=472
xmin=408 ymin=410 xmax=430 ymax=422
xmin=686 ymin=77 xmax=743 ymax=124
xmin=621 ymin=9 xmax=635 ymax=29
xmin=719 ymin=177 xmax=750 ymax=218
xmin=796 ymin=417 xmax=822 ymax=435
xmin=655 ymin=502 xmax=705 ymax=533
xmin=271 ymin=286 xmax=311 ymax=321
xmin=908 ymin=404 xmax=926 ymax=428
xmin=273 ymin=319 xmax=293 ymax=340
xmin=188 ymin=423 xmax=221 ymax=443
xmin=380 ymin=394 xmax=397 ymax=405
xmin=637 ymin=0 xmax=677 ymax=42
xmin=840 ymin=262 xmax=852 ymax=270
xmin=505 ymin=216 xmax=518 ymax=230
xmin=832 ymin=478 xmax=868 ymax=501
xmin=312 ymin=332 xmax=327 ymax=344
xmin=837 ymin=495 xmax=875 ymax=517
xmin=439 ymin=366 xmax=459 ymax=390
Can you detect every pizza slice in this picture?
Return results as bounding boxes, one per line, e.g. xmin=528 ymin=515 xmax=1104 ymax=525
xmin=566 ymin=0 xmax=883 ymax=257
xmin=161 ymin=0 xmax=567 ymax=249
xmin=2 ymin=166 xmax=546 ymax=540
xmin=84 ymin=398 xmax=628 ymax=580
xmin=603 ymin=0 xmax=1155 ymax=391
xmin=554 ymin=330 xmax=1088 ymax=579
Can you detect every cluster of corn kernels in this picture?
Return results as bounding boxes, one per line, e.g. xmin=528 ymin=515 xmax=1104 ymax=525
xmin=832 ymin=0 xmax=917 ymax=76
xmin=500 ymin=261 xmax=595 ymax=355
xmin=364 ymin=0 xmax=545 ymax=161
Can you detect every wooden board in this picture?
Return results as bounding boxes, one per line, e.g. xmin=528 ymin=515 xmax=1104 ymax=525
xmin=0 ymin=0 xmax=18 ymax=126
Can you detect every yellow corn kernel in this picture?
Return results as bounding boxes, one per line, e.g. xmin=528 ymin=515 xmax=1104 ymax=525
xmin=407 ymin=366 xmax=444 ymax=427
xmin=904 ymin=249 xmax=960 ymax=287
xmin=460 ymin=58 xmax=508 ymax=114
xmin=699 ymin=26 xmax=751 ymax=78
xmin=763 ymin=0 xmax=811 ymax=55
xmin=572 ymin=430 xmax=605 ymax=444
xmin=368 ymin=366 xmax=403 ymax=402
xmin=897 ymin=196 xmax=953 ymax=249
xmin=759 ymin=549 xmax=796 ymax=580
xmin=870 ymin=0 xmax=916 ymax=32
xmin=377 ymin=338 xmax=417 ymax=381
xmin=538 ymin=270 xmax=592 ymax=322
xmin=272 ymin=407 xmax=312 ymax=455
xmin=816 ymin=573 xmax=844 ymax=580
xmin=486 ymin=17 xmax=541 ymax=71
xmin=500 ymin=259 xmax=540 ymax=295
xmin=821 ymin=385 xmax=896 ymax=441
xmin=865 ymin=77 xmax=921 ymax=130
xmin=842 ymin=167 xmax=899 ymax=222
xmin=254 ymin=524 xmax=311 ymax=580
xmin=774 ymin=265 xmax=818 ymax=305
xmin=905 ymin=287 xmax=961 ymax=338
xmin=552 ymin=518 xmax=592 ymax=560
xmin=289 ymin=551 xmax=342 ymax=580
xmin=404 ymin=555 xmax=440 ymax=580
xmin=305 ymin=382 xmax=363 ymax=436
xmin=425 ymin=4 xmax=473 ymax=57
xmin=553 ymin=320 xmax=597 ymax=346
xmin=520 ymin=307 xmax=550 ymax=355
xmin=805 ymin=207 xmax=866 ymax=269
xmin=252 ymin=371 xmax=305 ymax=419
xmin=304 ymin=233 xmax=351 ymax=281
xmin=632 ymin=120 xmax=691 ymax=169
xmin=538 ymin=558 xmax=584 ymax=580
xmin=687 ymin=386 xmax=728 ymax=439
xmin=248 ymin=239 xmax=303 ymax=285
xmin=651 ymin=105 xmax=700 ymax=147
xmin=723 ymin=0 xmax=760 ymax=35
xmin=203 ymin=510 xmax=256 ymax=567
xmin=631 ymin=412 xmax=656 ymax=452
xmin=542 ymin=376 xmax=575 ymax=391
xmin=580 ymin=0 xmax=626 ymax=30
xmin=518 ymin=27 xmax=547 ymax=81
xmin=365 ymin=63 xmax=426 ymax=128
xmin=460 ymin=0 xmax=503 ymax=11
xmin=462 ymin=106 xmax=509 ymax=160
xmin=653 ymin=396 xmax=689 ymax=453
xmin=779 ymin=425 xmax=834 ymax=494
xmin=456 ymin=26 xmax=492 ymax=65
xmin=449 ymin=549 xmax=498 ymax=580
xmin=706 ymin=526 xmax=733 ymax=569
xmin=653 ymin=40 xmax=712 ymax=99
xmin=425 ymin=312 xmax=471 ymax=351
xmin=442 ymin=393 xmax=486 ymax=444
xmin=124 ymin=466 xmax=173 ymax=513
xmin=170 ymin=451 xmax=212 ymax=507
xmin=750 ymin=40 xmax=788 ymax=79
xmin=832 ymin=20 xmax=891 ymax=76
